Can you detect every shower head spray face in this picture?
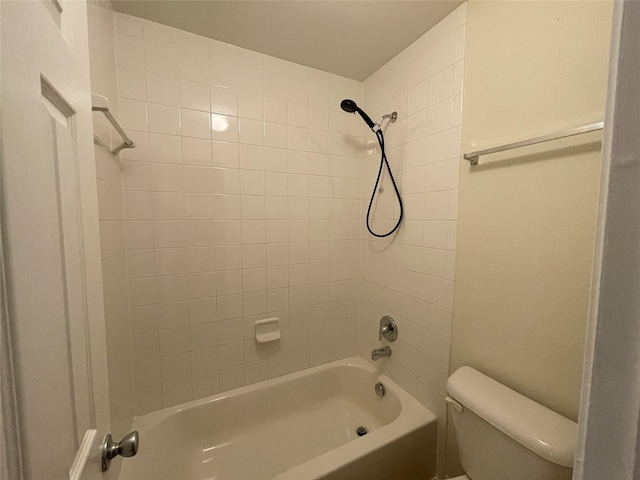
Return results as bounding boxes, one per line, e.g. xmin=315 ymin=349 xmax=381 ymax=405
xmin=340 ymin=98 xmax=376 ymax=130
xmin=340 ymin=99 xmax=358 ymax=113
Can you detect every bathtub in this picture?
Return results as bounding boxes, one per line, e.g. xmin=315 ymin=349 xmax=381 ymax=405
xmin=119 ymin=356 xmax=437 ymax=480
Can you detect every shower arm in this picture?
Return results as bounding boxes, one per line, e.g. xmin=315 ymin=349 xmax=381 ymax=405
xmin=375 ymin=111 xmax=398 ymax=129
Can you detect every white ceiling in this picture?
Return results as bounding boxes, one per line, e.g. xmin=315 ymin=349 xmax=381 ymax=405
xmin=111 ymin=1 xmax=463 ymax=81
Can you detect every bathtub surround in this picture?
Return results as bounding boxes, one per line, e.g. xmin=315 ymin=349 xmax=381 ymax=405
xmin=359 ymin=5 xmax=466 ymax=477
xmin=451 ymin=0 xmax=611 ymax=476
xmin=87 ymin=2 xmax=135 ymax=471
xmin=112 ymin=13 xmax=364 ymax=415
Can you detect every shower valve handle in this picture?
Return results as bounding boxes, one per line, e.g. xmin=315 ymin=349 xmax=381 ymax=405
xmin=379 ymin=316 xmax=398 ymax=342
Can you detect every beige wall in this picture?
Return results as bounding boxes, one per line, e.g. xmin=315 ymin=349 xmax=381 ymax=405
xmin=452 ymin=0 xmax=612 ymax=433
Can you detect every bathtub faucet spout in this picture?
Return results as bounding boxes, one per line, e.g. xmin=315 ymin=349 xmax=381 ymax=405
xmin=371 ymin=346 xmax=392 ymax=361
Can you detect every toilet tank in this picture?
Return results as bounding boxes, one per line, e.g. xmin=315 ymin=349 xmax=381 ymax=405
xmin=446 ymin=367 xmax=577 ymax=480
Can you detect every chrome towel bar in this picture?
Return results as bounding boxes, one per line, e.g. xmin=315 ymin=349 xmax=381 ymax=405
xmin=92 ymin=93 xmax=135 ymax=155
xmin=464 ymin=121 xmax=604 ymax=165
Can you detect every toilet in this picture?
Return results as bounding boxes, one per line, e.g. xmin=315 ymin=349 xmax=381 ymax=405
xmin=445 ymin=366 xmax=577 ymax=480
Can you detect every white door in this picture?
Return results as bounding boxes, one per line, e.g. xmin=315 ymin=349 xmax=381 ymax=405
xmin=1 ymin=1 xmax=112 ymax=479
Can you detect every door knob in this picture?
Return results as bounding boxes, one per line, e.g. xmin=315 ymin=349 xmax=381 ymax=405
xmin=101 ymin=431 xmax=139 ymax=472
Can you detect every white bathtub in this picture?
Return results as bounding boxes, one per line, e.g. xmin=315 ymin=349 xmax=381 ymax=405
xmin=119 ymin=356 xmax=437 ymax=480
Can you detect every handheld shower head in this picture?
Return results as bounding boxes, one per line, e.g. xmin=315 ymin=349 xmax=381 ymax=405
xmin=340 ymin=99 xmax=358 ymax=113
xmin=340 ymin=99 xmax=376 ymax=130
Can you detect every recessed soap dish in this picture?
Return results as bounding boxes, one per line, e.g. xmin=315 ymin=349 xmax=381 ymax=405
xmin=255 ymin=317 xmax=281 ymax=343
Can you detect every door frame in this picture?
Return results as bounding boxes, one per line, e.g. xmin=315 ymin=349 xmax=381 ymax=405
xmin=575 ymin=1 xmax=640 ymax=479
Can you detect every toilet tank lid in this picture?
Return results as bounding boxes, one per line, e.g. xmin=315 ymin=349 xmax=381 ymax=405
xmin=447 ymin=366 xmax=577 ymax=468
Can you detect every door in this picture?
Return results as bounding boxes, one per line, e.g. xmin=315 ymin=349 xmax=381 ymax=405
xmin=1 ymin=1 xmax=112 ymax=479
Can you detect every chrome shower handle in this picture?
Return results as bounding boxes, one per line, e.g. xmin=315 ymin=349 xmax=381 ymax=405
xmin=379 ymin=315 xmax=398 ymax=342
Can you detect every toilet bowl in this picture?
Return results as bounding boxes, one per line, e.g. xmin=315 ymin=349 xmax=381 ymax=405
xmin=446 ymin=367 xmax=577 ymax=480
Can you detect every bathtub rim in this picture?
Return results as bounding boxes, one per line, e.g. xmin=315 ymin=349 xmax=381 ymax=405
xmin=128 ymin=355 xmax=437 ymax=480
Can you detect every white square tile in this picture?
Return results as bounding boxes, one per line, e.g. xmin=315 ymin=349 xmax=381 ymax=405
xmin=147 ymin=73 xmax=180 ymax=106
xmin=132 ymin=332 xmax=160 ymax=361
xmin=426 ymin=160 xmax=451 ymax=192
xmin=125 ymin=221 xmax=155 ymax=249
xmin=212 ymin=141 xmax=239 ymax=168
xmin=240 ymin=169 xmax=265 ymax=195
xmin=182 ymin=137 xmax=212 ymax=166
xmin=191 ymin=347 xmax=219 ymax=374
xmin=117 ymin=66 xmax=147 ymax=101
xmin=151 ymin=163 xmax=184 ymax=192
xmin=429 ymin=33 xmax=456 ymax=77
xmin=152 ymin=192 xmax=185 ymax=220
xmin=243 ymin=291 xmax=266 ymax=316
xmin=239 ymin=118 xmax=264 ymax=145
xmin=241 ymin=196 xmax=266 ymax=219
xmin=180 ymin=79 xmax=210 ymax=112
xmin=264 ymin=97 xmax=287 ymax=124
xmin=210 ymin=58 xmax=237 ymax=89
xmin=212 ymin=168 xmax=240 ymax=194
xmin=122 ymin=160 xmax=151 ymax=190
xmin=119 ymin=99 xmax=148 ymax=131
xmin=287 ymin=76 xmax=308 ymax=104
xmin=264 ymin=123 xmax=287 ymax=149
xmin=127 ymin=250 xmax=156 ymax=279
xmin=239 ymin=144 xmax=264 ymax=170
xmin=211 ymin=115 xmax=238 ymax=142
xmin=287 ymin=102 xmax=309 ymax=128
xmin=148 ymin=104 xmax=181 ymax=135
xmin=238 ymin=92 xmax=264 ymax=120
xmin=216 ymin=270 xmax=243 ymax=295
xmin=193 ymin=370 xmax=221 ymax=399
xmin=428 ymin=66 xmax=454 ymax=106
xmin=124 ymin=191 xmax=153 ymax=219
xmin=145 ymin=42 xmax=179 ymax=77
xmin=188 ymin=298 xmax=218 ymax=324
xmin=186 ymin=246 xmax=216 ymax=272
xmin=159 ymin=327 xmax=190 ymax=356
xmin=162 ymin=377 xmax=192 ymax=407
xmin=184 ymin=219 xmax=214 ymax=246
xmin=135 ymin=385 xmax=163 ymax=415
xmin=243 ymin=268 xmax=266 ymax=292
xmin=238 ymin=65 xmax=263 ymax=95
xmin=219 ymin=364 xmax=245 ymax=391
xmin=155 ymin=248 xmax=187 ymax=275
xmin=157 ymin=301 xmax=189 ymax=330
xmin=190 ymin=322 xmax=219 ymax=350
xmin=133 ymin=359 xmax=161 ymax=388
xmin=181 ymin=108 xmax=211 ymax=139
xmin=179 ymin=49 xmax=209 ymax=83
xmin=264 ymin=72 xmax=287 ymax=100
xmin=161 ymin=353 xmax=191 ymax=382
xmin=210 ymin=86 xmax=238 ymax=116
xmin=154 ymin=220 xmax=186 ymax=246
xmin=116 ymin=33 xmax=145 ymax=68
xmin=149 ymin=133 xmax=182 ymax=164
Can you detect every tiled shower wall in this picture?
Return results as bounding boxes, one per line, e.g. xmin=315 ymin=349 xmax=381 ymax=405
xmin=87 ymin=2 xmax=134 ymax=446
xmin=112 ymin=13 xmax=365 ymax=414
xmin=358 ymin=5 xmax=466 ymax=475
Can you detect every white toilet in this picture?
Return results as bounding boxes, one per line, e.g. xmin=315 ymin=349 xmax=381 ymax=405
xmin=445 ymin=366 xmax=577 ymax=480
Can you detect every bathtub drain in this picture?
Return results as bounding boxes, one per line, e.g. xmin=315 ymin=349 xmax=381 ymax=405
xmin=356 ymin=426 xmax=368 ymax=437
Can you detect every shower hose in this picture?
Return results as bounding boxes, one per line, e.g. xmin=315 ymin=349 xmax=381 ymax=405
xmin=366 ymin=128 xmax=403 ymax=238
